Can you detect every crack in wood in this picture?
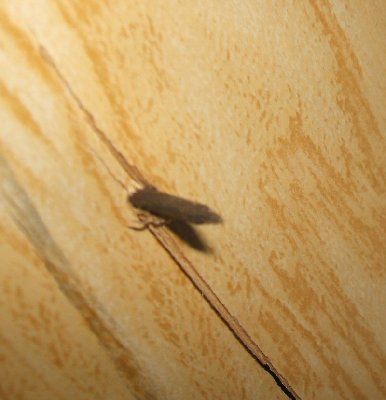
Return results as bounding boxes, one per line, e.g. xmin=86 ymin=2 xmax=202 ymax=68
xmin=37 ymin=43 xmax=302 ymax=400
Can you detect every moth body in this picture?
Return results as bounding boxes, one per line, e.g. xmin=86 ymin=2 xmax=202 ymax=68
xmin=129 ymin=186 xmax=222 ymax=225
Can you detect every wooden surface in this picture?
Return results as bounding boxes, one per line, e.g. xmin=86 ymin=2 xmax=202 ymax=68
xmin=1 ymin=1 xmax=385 ymax=399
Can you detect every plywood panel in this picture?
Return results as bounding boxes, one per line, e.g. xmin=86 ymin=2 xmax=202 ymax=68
xmin=0 ymin=1 xmax=385 ymax=399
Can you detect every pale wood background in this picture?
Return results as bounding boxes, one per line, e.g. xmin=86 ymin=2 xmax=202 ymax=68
xmin=0 ymin=1 xmax=385 ymax=399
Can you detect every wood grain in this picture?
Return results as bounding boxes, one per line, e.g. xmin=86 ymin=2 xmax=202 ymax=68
xmin=0 ymin=1 xmax=385 ymax=399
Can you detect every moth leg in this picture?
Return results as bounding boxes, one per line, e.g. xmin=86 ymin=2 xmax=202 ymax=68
xmin=128 ymin=213 xmax=166 ymax=231
xmin=128 ymin=220 xmax=148 ymax=231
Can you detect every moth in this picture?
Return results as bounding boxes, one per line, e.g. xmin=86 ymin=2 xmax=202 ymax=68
xmin=128 ymin=185 xmax=222 ymax=226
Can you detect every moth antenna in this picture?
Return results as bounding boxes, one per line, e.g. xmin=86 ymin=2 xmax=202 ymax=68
xmin=85 ymin=144 xmax=129 ymax=194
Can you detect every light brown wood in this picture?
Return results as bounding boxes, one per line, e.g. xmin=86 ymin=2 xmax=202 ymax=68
xmin=0 ymin=1 xmax=385 ymax=399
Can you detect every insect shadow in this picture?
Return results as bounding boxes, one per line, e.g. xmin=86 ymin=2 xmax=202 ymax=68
xmin=166 ymin=220 xmax=210 ymax=252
